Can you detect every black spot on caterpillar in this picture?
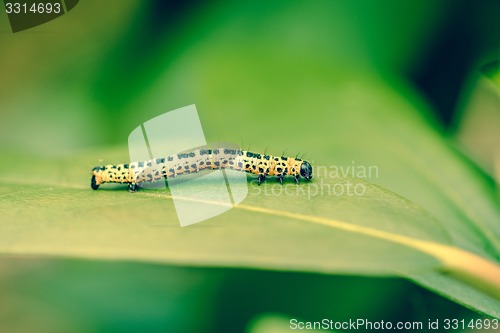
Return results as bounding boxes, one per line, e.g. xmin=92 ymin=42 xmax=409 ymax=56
xmin=91 ymin=149 xmax=313 ymax=192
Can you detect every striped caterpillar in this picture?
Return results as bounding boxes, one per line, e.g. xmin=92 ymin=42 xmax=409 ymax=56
xmin=91 ymin=148 xmax=313 ymax=192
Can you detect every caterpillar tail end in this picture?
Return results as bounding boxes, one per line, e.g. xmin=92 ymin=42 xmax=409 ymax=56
xmin=91 ymin=175 xmax=99 ymax=190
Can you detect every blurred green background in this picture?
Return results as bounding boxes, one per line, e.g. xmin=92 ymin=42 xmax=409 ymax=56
xmin=1 ymin=1 xmax=499 ymax=332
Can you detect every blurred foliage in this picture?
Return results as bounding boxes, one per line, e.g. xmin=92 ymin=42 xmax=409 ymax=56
xmin=0 ymin=258 xmax=486 ymax=333
xmin=0 ymin=0 xmax=499 ymax=332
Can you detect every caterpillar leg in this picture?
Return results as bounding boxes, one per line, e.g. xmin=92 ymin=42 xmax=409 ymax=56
xmin=294 ymin=174 xmax=300 ymax=184
xmin=257 ymin=174 xmax=266 ymax=186
xmin=277 ymin=175 xmax=284 ymax=185
xmin=128 ymin=183 xmax=139 ymax=192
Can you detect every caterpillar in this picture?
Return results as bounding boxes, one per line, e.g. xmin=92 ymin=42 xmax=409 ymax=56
xmin=91 ymin=149 xmax=313 ymax=192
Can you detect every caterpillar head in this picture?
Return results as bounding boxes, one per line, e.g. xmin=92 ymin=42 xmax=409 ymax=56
xmin=300 ymin=161 xmax=313 ymax=181
xmin=91 ymin=166 xmax=104 ymax=190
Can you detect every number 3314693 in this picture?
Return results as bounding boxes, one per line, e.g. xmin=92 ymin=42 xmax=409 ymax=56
xmin=5 ymin=2 xmax=61 ymax=14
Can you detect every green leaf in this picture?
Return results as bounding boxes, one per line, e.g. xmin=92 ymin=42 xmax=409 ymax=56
xmin=0 ymin=148 xmax=447 ymax=276
xmin=0 ymin=146 xmax=499 ymax=317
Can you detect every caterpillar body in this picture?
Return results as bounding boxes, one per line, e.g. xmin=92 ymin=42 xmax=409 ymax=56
xmin=91 ymin=149 xmax=313 ymax=192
